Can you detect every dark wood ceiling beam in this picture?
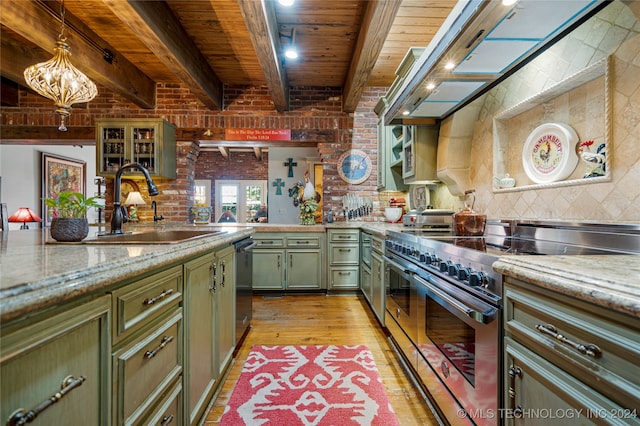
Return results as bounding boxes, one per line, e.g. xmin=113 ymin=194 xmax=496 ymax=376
xmin=342 ymin=0 xmax=402 ymax=112
xmin=104 ymin=0 xmax=223 ymax=110
xmin=237 ymin=0 xmax=289 ymax=111
xmin=0 ymin=0 xmax=156 ymax=109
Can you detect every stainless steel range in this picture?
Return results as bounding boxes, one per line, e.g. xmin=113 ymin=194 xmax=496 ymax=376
xmin=384 ymin=220 xmax=640 ymax=426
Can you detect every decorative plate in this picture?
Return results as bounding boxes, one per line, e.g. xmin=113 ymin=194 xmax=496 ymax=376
xmin=522 ymin=123 xmax=579 ymax=184
xmin=337 ymin=149 xmax=372 ymax=184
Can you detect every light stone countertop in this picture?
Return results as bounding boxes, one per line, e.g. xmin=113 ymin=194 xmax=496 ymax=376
xmin=0 ymin=224 xmax=253 ymax=323
xmin=3 ymin=221 xmax=638 ymax=323
xmin=493 ymin=255 xmax=640 ymax=318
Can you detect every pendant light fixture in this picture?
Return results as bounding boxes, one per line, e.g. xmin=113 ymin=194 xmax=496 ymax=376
xmin=23 ymin=0 xmax=97 ymax=132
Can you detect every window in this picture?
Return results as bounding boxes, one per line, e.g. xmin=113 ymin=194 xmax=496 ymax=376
xmin=214 ymin=180 xmax=267 ymax=223
xmin=194 ymin=179 xmax=211 ymax=205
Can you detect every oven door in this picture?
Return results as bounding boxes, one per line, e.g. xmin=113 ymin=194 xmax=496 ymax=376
xmin=414 ymin=273 xmax=500 ymax=426
xmin=384 ymin=255 xmax=418 ymax=343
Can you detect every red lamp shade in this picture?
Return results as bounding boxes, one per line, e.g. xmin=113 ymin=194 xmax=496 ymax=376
xmin=8 ymin=207 xmax=42 ymax=230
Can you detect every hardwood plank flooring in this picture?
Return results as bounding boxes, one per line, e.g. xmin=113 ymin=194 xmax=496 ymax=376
xmin=204 ymin=294 xmax=440 ymax=425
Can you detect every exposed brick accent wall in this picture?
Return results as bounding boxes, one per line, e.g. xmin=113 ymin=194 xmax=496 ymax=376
xmin=195 ymin=150 xmax=269 ymax=212
xmin=2 ymin=83 xmax=394 ymax=223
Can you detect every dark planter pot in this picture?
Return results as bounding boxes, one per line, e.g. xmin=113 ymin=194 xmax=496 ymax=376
xmin=50 ymin=218 xmax=89 ymax=242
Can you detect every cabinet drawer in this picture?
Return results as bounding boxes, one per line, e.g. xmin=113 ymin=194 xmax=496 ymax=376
xmin=254 ymin=236 xmax=285 ymax=247
xmin=330 ymin=244 xmax=359 ymax=264
xmin=505 ymin=280 xmax=640 ymax=409
xmin=330 ymin=267 xmax=359 ymax=289
xmin=112 ymin=266 xmax=182 ymax=342
xmin=329 ymin=229 xmax=359 ymax=243
xmin=114 ymin=310 xmax=182 ymax=425
xmin=143 ymin=379 xmax=182 ymax=426
xmin=287 ymin=235 xmax=321 ymax=248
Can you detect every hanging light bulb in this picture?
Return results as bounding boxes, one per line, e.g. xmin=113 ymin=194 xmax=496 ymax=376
xmin=23 ymin=0 xmax=97 ymax=131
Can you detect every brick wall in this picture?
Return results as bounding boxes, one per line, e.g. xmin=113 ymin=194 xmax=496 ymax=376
xmin=2 ymin=83 xmax=396 ymax=223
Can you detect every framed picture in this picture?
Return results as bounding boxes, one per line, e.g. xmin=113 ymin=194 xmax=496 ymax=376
xmin=41 ymin=152 xmax=86 ymax=227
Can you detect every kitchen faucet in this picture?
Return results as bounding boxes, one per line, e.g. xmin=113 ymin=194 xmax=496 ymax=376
xmin=111 ymin=162 xmax=159 ymax=234
xmin=152 ymin=200 xmax=164 ymax=222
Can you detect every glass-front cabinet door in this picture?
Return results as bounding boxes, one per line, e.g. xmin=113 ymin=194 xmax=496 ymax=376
xmin=96 ymin=119 xmax=176 ymax=179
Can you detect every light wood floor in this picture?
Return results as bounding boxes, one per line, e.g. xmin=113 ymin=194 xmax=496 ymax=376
xmin=204 ymin=294 xmax=439 ymax=425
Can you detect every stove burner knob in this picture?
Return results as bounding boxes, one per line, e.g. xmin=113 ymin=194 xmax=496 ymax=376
xmin=448 ymin=263 xmax=461 ymax=277
xmin=439 ymin=260 xmax=450 ymax=273
xmin=458 ymin=267 xmax=470 ymax=281
xmin=430 ymin=255 xmax=441 ymax=266
xmin=419 ymin=253 xmax=426 ymax=262
xmin=469 ymin=271 xmax=489 ymax=287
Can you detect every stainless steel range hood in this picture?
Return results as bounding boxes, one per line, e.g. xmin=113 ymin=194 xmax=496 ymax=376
xmin=383 ymin=0 xmax=609 ymax=125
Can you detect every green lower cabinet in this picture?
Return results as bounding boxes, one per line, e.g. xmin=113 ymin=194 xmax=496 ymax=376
xmin=1 ymin=296 xmax=111 ymax=426
xmin=327 ymin=229 xmax=359 ymax=291
xmin=503 ymin=278 xmax=640 ymax=426
xmin=252 ymin=233 xmax=324 ymax=291
xmin=287 ymin=249 xmax=323 ymax=289
xmin=112 ymin=310 xmax=182 ymax=426
xmin=185 ymin=252 xmax=218 ymax=424
xmin=215 ymin=246 xmax=236 ymax=376
xmin=184 ymin=245 xmax=235 ymax=425
xmin=252 ymin=248 xmax=286 ymax=290
xmin=505 ymin=337 xmax=630 ymax=426
xmin=370 ymin=250 xmax=385 ymax=325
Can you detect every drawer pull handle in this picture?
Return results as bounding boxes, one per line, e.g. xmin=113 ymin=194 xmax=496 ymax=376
xmin=338 ymin=235 xmax=351 ymax=239
xmin=144 ymin=335 xmax=174 ymax=359
xmin=535 ymin=324 xmax=602 ymax=358
xmin=160 ymin=414 xmax=175 ymax=425
xmin=338 ymin=271 xmax=351 ymax=275
xmin=296 ymin=241 xmax=310 ymax=244
xmin=7 ymin=375 xmax=86 ymax=426
xmin=143 ymin=289 xmax=173 ymax=305
xmin=508 ymin=366 xmax=523 ymax=418
xmin=261 ymin=241 xmax=274 ymax=245
xmin=338 ymin=248 xmax=352 ymax=252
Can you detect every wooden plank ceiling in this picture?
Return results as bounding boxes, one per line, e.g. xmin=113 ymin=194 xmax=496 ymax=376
xmin=0 ymin=0 xmax=455 ymax=115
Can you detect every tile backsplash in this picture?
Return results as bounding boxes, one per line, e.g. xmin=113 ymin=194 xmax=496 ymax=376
xmin=466 ymin=2 xmax=640 ymax=223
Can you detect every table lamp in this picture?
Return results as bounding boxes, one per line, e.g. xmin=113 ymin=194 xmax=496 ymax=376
xmin=8 ymin=207 xmax=42 ymax=230
xmin=124 ymin=191 xmax=146 ymax=222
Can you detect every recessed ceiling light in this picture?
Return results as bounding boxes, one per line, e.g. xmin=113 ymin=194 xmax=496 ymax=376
xmin=444 ymin=61 xmax=455 ymax=70
xmin=278 ymin=0 xmax=295 ymax=6
xmin=285 ymin=47 xmax=298 ymax=59
xmin=426 ymin=82 xmax=436 ymax=90
xmin=402 ymin=110 xmax=410 ymax=116
xmin=502 ymin=0 xmax=517 ymax=6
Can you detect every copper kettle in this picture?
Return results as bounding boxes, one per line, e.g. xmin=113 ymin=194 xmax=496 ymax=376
xmin=452 ymin=189 xmax=486 ymax=236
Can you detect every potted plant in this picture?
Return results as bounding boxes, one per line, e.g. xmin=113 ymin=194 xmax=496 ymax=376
xmin=43 ymin=191 xmax=103 ymax=242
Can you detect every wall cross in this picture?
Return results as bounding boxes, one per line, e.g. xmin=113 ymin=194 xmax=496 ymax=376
xmin=272 ymin=178 xmax=285 ymax=195
xmin=283 ymin=157 xmax=297 ymax=177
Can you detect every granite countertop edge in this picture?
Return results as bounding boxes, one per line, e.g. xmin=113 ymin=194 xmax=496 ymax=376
xmin=493 ymin=255 xmax=640 ymax=318
xmin=0 ymin=228 xmax=253 ymax=323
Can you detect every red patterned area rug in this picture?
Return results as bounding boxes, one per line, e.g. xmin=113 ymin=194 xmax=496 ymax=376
xmin=219 ymin=345 xmax=400 ymax=425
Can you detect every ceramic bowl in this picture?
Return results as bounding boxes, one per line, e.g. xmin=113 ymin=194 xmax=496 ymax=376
xmin=384 ymin=207 xmax=403 ymax=223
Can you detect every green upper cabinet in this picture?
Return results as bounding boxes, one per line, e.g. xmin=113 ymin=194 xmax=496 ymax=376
xmin=96 ymin=118 xmax=177 ymax=179
xmin=403 ymin=125 xmax=438 ymax=183
xmin=376 ymin=118 xmax=407 ymax=192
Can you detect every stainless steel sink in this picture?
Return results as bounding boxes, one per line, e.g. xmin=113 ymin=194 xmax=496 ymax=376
xmin=83 ymin=229 xmax=226 ymax=244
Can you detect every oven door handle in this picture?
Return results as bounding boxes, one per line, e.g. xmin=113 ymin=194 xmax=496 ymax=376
xmin=382 ymin=256 xmax=415 ymax=275
xmin=414 ymin=275 xmax=497 ymax=325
